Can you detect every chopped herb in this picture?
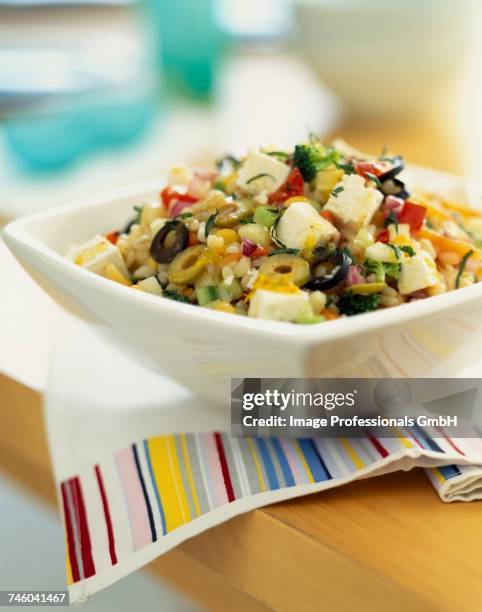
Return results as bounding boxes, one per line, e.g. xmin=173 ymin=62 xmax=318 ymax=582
xmin=239 ymin=214 xmax=254 ymax=225
xmin=455 ymin=250 xmax=474 ymax=289
xmin=215 ymin=154 xmax=240 ymax=173
xmin=268 ymin=247 xmax=300 ymax=257
xmin=175 ymin=212 xmax=193 ymax=220
xmin=426 ymin=218 xmax=436 ymax=230
xmin=270 ymin=212 xmax=286 ymax=247
xmin=266 ymin=151 xmax=290 ymax=161
xmin=331 ymin=186 xmax=344 ymax=198
xmin=399 ymin=245 xmax=415 ymax=257
xmin=384 ymin=211 xmax=399 ymax=229
xmin=246 ymin=173 xmax=275 ymax=184
xmin=455 ymin=218 xmax=482 ymax=249
xmin=365 ymin=173 xmax=382 ymax=188
xmin=205 ymin=210 xmax=219 ymax=238
xmin=336 ymin=159 xmax=356 ymax=175
xmin=342 ymin=247 xmax=355 ymax=265
xmin=387 ymin=244 xmax=402 ymax=260
xmin=338 ymin=292 xmax=380 ymax=316
xmin=163 ymin=289 xmax=191 ymax=304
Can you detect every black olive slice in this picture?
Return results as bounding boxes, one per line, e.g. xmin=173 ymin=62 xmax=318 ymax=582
xmin=378 ymin=156 xmax=404 ymax=181
xmin=305 ymin=248 xmax=350 ymax=291
xmin=380 ymin=177 xmax=409 ymax=201
xmin=151 ymin=221 xmax=188 ymax=263
xmin=310 ymin=246 xmax=330 ymax=267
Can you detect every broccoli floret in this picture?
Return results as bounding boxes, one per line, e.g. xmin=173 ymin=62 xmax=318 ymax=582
xmin=338 ymin=292 xmax=381 ymax=316
xmin=293 ymin=144 xmax=339 ymax=182
xmin=364 ymin=259 xmax=385 ymax=282
xmin=364 ymin=259 xmax=402 ymax=282
xmin=383 ymin=262 xmax=402 ymax=280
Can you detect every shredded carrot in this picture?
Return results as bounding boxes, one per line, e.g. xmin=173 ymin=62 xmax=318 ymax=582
xmin=321 ymin=309 xmax=339 ymax=320
xmin=441 ymin=200 xmax=482 ymax=219
xmin=415 ymin=228 xmax=480 ymax=259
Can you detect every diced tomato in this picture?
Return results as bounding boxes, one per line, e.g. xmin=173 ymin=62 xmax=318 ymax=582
xmin=399 ymin=201 xmax=427 ymax=230
xmin=355 ymin=160 xmax=392 ymax=179
xmin=187 ymin=231 xmax=199 ymax=246
xmin=250 ymin=246 xmax=269 ymax=258
xmin=377 ymin=229 xmax=389 ymax=243
xmin=105 ymin=231 xmax=119 ymax=245
xmin=268 ymin=168 xmax=304 ymax=205
xmin=161 ymin=186 xmax=198 ymax=208
xmin=320 ymin=209 xmax=335 ymax=224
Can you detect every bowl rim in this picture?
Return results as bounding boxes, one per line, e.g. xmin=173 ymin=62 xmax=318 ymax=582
xmin=4 ymin=174 xmax=482 ymax=347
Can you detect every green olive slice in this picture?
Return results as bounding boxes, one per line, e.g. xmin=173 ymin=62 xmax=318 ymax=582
xmin=215 ymin=199 xmax=252 ymax=227
xmin=168 ymin=245 xmax=207 ymax=284
xmin=258 ymin=254 xmax=310 ymax=287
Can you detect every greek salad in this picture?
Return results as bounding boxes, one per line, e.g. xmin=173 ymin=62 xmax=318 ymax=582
xmin=67 ymin=139 xmax=482 ymax=324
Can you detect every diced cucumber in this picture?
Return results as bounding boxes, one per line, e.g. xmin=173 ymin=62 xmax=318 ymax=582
xmin=196 ymin=285 xmax=219 ymax=306
xmin=253 ymin=206 xmax=278 ymax=228
xmin=296 ymin=313 xmax=326 ymax=325
xmin=218 ymin=278 xmax=243 ymax=302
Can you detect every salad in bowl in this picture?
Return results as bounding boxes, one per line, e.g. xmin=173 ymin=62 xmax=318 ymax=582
xmin=67 ymin=138 xmax=482 ymax=325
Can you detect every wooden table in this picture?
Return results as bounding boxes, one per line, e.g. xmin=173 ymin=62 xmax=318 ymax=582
xmin=2 ymin=106 xmax=482 ymax=611
xmin=2 ymin=370 xmax=482 ymax=612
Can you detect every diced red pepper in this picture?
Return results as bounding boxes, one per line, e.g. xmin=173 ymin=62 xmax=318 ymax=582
xmin=161 ymin=186 xmax=198 ymax=208
xmin=377 ymin=229 xmax=389 ymax=243
xmin=105 ymin=231 xmax=119 ymax=245
xmin=268 ymin=168 xmax=304 ymax=205
xmin=187 ymin=231 xmax=199 ymax=246
xmin=355 ymin=160 xmax=391 ymax=179
xmin=250 ymin=246 xmax=269 ymax=258
xmin=399 ymin=201 xmax=427 ymax=230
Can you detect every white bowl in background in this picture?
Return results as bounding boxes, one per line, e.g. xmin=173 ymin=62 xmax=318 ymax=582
xmin=293 ymin=0 xmax=477 ymax=117
xmin=3 ymin=167 xmax=482 ymax=406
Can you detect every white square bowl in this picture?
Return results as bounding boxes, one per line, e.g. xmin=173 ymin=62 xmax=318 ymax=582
xmin=4 ymin=169 xmax=482 ymax=405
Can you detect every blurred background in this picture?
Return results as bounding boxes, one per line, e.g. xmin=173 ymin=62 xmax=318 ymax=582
xmin=1 ymin=1 xmax=482 ymax=609
xmin=1 ymin=0 xmax=482 ymax=222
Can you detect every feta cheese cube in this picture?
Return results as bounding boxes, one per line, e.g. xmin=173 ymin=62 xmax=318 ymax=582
xmin=365 ymin=241 xmax=399 ymax=264
xmin=67 ymin=235 xmax=129 ymax=278
xmin=237 ymin=151 xmax=290 ymax=195
xmin=324 ymin=174 xmax=383 ymax=232
xmin=276 ymin=201 xmax=338 ymax=250
xmin=398 ymin=252 xmax=439 ymax=295
xmin=137 ymin=276 xmax=163 ymax=296
xmin=248 ymin=288 xmax=309 ymax=322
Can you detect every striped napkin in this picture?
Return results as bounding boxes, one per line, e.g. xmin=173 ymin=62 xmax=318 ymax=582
xmin=46 ymin=314 xmax=482 ymax=604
